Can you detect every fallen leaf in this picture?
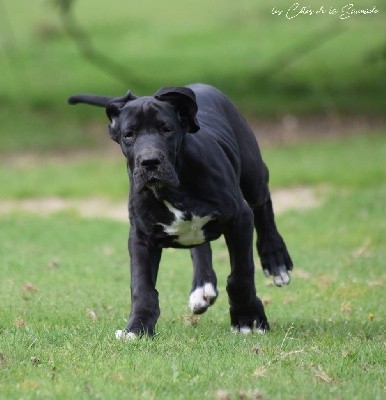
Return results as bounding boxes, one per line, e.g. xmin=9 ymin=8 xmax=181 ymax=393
xmin=19 ymin=380 xmax=39 ymax=391
xmin=279 ymin=349 xmax=305 ymax=359
xmin=141 ymin=390 xmax=156 ymax=399
xmin=112 ymin=373 xmax=125 ymax=382
xmin=262 ymin=296 xmax=271 ymax=306
xmin=316 ymin=276 xmax=332 ymax=288
xmin=315 ymin=369 xmax=334 ymax=383
xmin=86 ymin=309 xmax=97 ymax=322
xmin=360 ymin=362 xmax=371 ymax=372
xmin=30 ymin=356 xmax=41 ymax=366
xmin=15 ymin=317 xmax=26 ymax=329
xmin=47 ymin=259 xmax=59 ymax=269
xmin=84 ymin=381 xmax=94 ymax=394
xmin=253 ymin=366 xmax=267 ymax=377
xmin=367 ymin=274 xmax=386 ymax=287
xmin=283 ymin=294 xmax=297 ymax=305
xmin=22 ymin=282 xmax=38 ymax=293
xmin=341 ymin=302 xmax=352 ymax=313
xmin=292 ymin=269 xmax=311 ymax=279
xmin=352 ymin=238 xmax=371 ymax=258
xmin=102 ymin=246 xmax=114 ymax=256
xmin=251 ymin=345 xmax=262 ymax=355
xmin=215 ymin=390 xmax=231 ymax=400
xmin=184 ymin=315 xmax=200 ymax=326
xmin=238 ymin=389 xmax=265 ymax=399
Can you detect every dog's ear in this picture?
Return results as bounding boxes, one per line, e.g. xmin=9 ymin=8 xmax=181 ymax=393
xmin=68 ymin=91 xmax=137 ymax=143
xmin=154 ymin=87 xmax=199 ymax=133
xmin=105 ymin=92 xmax=137 ymax=142
xmin=105 ymin=92 xmax=137 ymax=121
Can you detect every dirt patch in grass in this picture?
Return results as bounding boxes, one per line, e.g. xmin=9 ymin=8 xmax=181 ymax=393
xmin=271 ymin=186 xmax=321 ymax=214
xmin=0 ymin=197 xmax=128 ymax=221
xmin=0 ymin=186 xmax=321 ymax=221
xmin=250 ymin=113 xmax=386 ymax=147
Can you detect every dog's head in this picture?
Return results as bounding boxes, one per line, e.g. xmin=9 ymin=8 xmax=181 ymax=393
xmin=68 ymin=87 xmax=199 ymax=192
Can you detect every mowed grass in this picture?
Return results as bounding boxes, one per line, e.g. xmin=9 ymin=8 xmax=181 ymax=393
xmin=1 ymin=133 xmax=385 ymax=200
xmin=0 ymin=134 xmax=385 ymax=399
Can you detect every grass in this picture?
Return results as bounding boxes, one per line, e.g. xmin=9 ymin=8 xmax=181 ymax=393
xmin=0 ymin=134 xmax=385 ymax=399
xmin=0 ymin=0 xmax=385 ymax=153
xmin=1 ymin=1 xmax=384 ymax=397
xmin=1 ymin=133 xmax=385 ymax=200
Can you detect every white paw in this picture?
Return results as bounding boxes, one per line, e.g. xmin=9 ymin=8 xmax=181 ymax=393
xmin=115 ymin=329 xmax=137 ymax=341
xmin=189 ymin=282 xmax=217 ymax=314
xmin=231 ymin=326 xmax=267 ymax=334
xmin=273 ymin=269 xmax=291 ymax=286
xmin=231 ymin=326 xmax=253 ymax=334
xmin=240 ymin=326 xmax=253 ymax=334
xmin=264 ymin=266 xmax=291 ymax=286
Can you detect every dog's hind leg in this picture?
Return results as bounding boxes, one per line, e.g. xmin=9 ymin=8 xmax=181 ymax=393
xmin=253 ymin=193 xmax=293 ymax=286
xmin=240 ymin=163 xmax=293 ymax=287
xmin=224 ymin=101 xmax=293 ymax=286
xmin=189 ymin=243 xmax=218 ymax=314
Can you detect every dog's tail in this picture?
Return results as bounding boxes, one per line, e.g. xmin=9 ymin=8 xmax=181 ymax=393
xmin=68 ymin=94 xmax=115 ymax=107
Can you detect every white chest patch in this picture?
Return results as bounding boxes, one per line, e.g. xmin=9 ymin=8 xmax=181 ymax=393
xmin=159 ymin=201 xmax=213 ymax=246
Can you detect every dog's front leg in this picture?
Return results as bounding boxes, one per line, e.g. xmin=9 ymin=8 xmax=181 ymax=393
xmin=225 ymin=204 xmax=269 ymax=333
xmin=189 ymin=243 xmax=218 ymax=315
xmin=116 ymin=225 xmax=161 ymax=339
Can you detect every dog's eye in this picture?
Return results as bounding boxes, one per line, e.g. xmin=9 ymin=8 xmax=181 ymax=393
xmin=123 ymin=131 xmax=135 ymax=139
xmin=162 ymin=126 xmax=173 ymax=135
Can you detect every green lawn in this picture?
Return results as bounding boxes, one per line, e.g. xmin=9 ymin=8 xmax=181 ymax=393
xmin=1 ymin=133 xmax=385 ymax=200
xmin=0 ymin=134 xmax=385 ymax=399
xmin=1 ymin=1 xmax=384 ymax=397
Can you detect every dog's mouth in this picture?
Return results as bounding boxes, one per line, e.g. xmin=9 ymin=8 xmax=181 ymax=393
xmin=145 ymin=176 xmax=165 ymax=189
xmin=133 ymin=165 xmax=179 ymax=192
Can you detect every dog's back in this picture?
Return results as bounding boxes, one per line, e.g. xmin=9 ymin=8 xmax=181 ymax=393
xmin=189 ymin=83 xmax=269 ymax=206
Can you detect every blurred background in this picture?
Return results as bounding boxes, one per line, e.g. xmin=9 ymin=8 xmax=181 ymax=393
xmin=0 ymin=0 xmax=385 ymax=154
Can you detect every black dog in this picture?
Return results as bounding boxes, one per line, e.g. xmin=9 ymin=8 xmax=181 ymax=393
xmin=68 ymin=84 xmax=293 ymax=338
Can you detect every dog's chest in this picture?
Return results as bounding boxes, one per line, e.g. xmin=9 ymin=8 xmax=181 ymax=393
xmin=157 ymin=201 xmax=214 ymax=246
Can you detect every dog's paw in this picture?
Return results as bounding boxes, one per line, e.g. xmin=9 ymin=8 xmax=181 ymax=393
xmin=258 ymin=237 xmax=293 ymax=287
xmin=229 ymin=296 xmax=270 ymax=334
xmin=189 ymin=282 xmax=218 ymax=314
xmin=231 ymin=325 xmax=268 ymax=334
xmin=115 ymin=330 xmax=138 ymax=341
xmin=263 ymin=265 xmax=291 ymax=287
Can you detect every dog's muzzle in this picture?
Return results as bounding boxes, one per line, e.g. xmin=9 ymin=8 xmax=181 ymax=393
xmin=133 ymin=149 xmax=179 ymax=191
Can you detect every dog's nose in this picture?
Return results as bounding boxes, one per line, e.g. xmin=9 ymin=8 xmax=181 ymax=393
xmin=140 ymin=156 xmax=161 ymax=171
